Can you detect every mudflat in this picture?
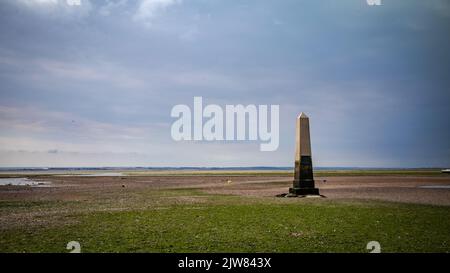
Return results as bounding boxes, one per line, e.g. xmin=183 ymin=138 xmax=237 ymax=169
xmin=1 ymin=175 xmax=449 ymax=206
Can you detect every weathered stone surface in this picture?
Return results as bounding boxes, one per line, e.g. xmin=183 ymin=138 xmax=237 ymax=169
xmin=289 ymin=112 xmax=320 ymax=196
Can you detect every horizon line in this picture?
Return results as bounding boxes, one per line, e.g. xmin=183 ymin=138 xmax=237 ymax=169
xmin=0 ymin=166 xmax=447 ymax=170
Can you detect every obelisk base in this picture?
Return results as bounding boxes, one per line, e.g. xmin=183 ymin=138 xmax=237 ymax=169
xmin=289 ymin=187 xmax=320 ymax=196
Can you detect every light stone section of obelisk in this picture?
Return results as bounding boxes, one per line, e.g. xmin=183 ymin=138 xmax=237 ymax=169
xmin=295 ymin=112 xmax=312 ymax=161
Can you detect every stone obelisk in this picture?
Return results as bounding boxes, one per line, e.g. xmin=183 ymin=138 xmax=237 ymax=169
xmin=289 ymin=113 xmax=320 ymax=196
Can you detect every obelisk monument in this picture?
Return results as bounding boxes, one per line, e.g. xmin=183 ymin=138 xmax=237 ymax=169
xmin=289 ymin=113 xmax=320 ymax=196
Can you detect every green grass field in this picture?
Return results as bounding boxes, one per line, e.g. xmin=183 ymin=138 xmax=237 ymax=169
xmin=1 ymin=188 xmax=449 ymax=253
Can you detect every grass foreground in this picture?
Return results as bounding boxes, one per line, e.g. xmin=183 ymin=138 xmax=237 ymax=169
xmin=0 ymin=188 xmax=449 ymax=253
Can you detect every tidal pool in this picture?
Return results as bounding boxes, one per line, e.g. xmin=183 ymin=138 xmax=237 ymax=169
xmin=418 ymin=185 xmax=450 ymax=189
xmin=58 ymin=172 xmax=125 ymax=177
xmin=0 ymin=178 xmax=51 ymax=187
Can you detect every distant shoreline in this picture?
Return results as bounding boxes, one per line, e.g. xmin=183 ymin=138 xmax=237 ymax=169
xmin=0 ymin=166 xmax=447 ymax=172
xmin=0 ymin=167 xmax=447 ymax=177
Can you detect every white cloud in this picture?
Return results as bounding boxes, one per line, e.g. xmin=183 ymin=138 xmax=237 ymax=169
xmin=99 ymin=0 xmax=128 ymax=16
xmin=0 ymin=51 xmax=148 ymax=90
xmin=37 ymin=59 xmax=147 ymax=89
xmin=9 ymin=0 xmax=92 ymax=17
xmin=9 ymin=0 xmax=183 ymax=26
xmin=179 ymin=25 xmax=200 ymax=42
xmin=133 ymin=0 xmax=182 ymax=26
xmin=272 ymin=19 xmax=284 ymax=26
xmin=16 ymin=0 xmax=59 ymax=5
xmin=0 ymin=106 xmax=160 ymax=153
xmin=0 ymin=105 xmax=291 ymax=167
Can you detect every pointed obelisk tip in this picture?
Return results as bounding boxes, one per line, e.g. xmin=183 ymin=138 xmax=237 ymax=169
xmin=298 ymin=112 xmax=309 ymax=119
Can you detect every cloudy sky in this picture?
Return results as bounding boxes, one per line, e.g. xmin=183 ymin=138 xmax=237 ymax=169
xmin=0 ymin=0 xmax=449 ymax=168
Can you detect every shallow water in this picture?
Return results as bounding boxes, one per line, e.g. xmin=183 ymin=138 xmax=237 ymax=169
xmin=0 ymin=178 xmax=51 ymax=187
xmin=80 ymin=172 xmax=125 ymax=177
xmin=68 ymin=172 xmax=125 ymax=177
xmin=418 ymin=185 xmax=450 ymax=189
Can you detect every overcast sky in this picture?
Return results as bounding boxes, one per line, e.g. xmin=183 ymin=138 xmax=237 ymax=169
xmin=0 ymin=0 xmax=449 ymax=168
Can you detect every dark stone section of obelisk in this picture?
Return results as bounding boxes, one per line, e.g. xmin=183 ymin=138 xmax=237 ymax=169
xmin=293 ymin=156 xmax=314 ymax=188
xmin=290 ymin=155 xmax=320 ymax=196
xmin=289 ymin=187 xmax=320 ymax=195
